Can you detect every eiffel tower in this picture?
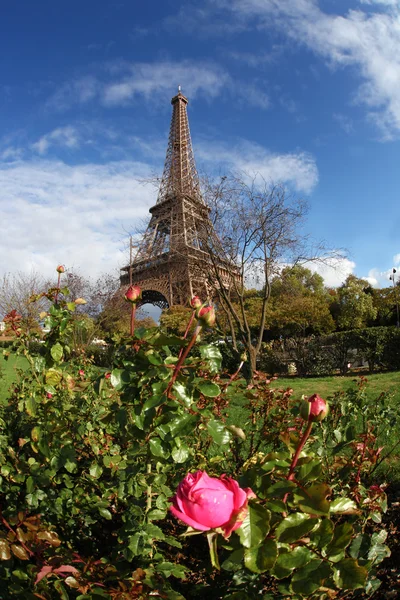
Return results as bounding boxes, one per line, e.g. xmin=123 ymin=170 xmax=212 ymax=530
xmin=120 ymin=88 xmax=235 ymax=308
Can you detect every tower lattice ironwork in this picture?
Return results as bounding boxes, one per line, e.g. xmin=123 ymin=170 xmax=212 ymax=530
xmin=120 ymin=89 xmax=236 ymax=308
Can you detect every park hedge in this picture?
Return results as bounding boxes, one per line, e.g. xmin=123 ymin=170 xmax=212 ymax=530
xmin=260 ymin=326 xmax=400 ymax=376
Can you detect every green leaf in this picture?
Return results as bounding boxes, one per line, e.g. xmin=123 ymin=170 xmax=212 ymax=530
xmin=197 ymin=382 xmax=221 ymax=397
xmin=238 ymin=504 xmax=271 ymax=548
xmin=171 ymin=445 xmax=190 ymax=463
xmin=143 ymin=395 xmax=164 ymax=411
xmin=310 ymin=518 xmax=334 ymax=549
xmin=0 ymin=539 xmax=11 ymax=560
xmin=207 ymin=420 xmax=231 ymax=446
xmin=149 ymin=438 xmax=169 ymax=458
xmin=326 ymin=522 xmax=354 ymax=560
xmin=221 ymin=549 xmax=244 ymax=572
xmin=333 ymin=558 xmax=368 ymax=590
xmin=244 ymin=538 xmax=277 ymax=573
xmin=275 ymin=513 xmax=319 ymax=544
xmin=199 ymin=344 xmax=222 ymax=373
xmin=173 ymin=382 xmax=193 ymax=407
xmin=266 ymin=480 xmax=297 ymax=498
xmin=276 ymin=546 xmax=314 ymax=571
xmin=110 ymin=369 xmax=131 ymax=390
xmin=297 ymin=459 xmax=322 ymax=482
xmin=293 ymin=483 xmax=331 ymax=516
xmin=98 ymin=507 xmax=112 ymax=520
xmin=26 ymin=396 xmax=37 ymax=417
xmin=34 ymin=355 xmax=46 ymax=373
xmin=166 ymin=414 xmax=197 ymax=437
xmin=330 ymin=497 xmax=358 ymax=514
xmin=89 ymin=463 xmax=103 ymax=479
xmin=291 ymin=559 xmax=332 ymax=596
xmin=50 ymin=342 xmax=64 ymax=362
xmin=367 ymin=531 xmax=391 ymax=564
xmin=45 ymin=368 xmax=62 ymax=386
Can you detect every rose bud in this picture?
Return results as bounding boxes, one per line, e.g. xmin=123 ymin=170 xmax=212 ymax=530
xmin=74 ymin=297 xmax=86 ymax=305
xmin=124 ymin=285 xmax=141 ymax=304
xmin=170 ymin=471 xmax=255 ymax=539
xmin=190 ymin=296 xmax=202 ymax=309
xmin=56 ymin=265 xmax=65 ymax=273
xmin=197 ymin=305 xmax=216 ymax=327
xmin=300 ymin=394 xmax=329 ymax=422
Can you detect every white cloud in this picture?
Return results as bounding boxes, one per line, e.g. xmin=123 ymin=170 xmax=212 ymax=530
xmin=196 ymin=139 xmax=318 ymax=193
xmin=359 ymin=0 xmax=398 ymax=5
xmin=46 ymin=60 xmax=273 ymax=111
xmin=0 ymin=146 xmax=24 ymax=161
xmin=308 ymin=256 xmax=356 ymax=287
xmin=32 ymin=126 xmax=80 ymax=155
xmin=0 ymin=159 xmax=155 ymax=280
xmin=217 ymin=0 xmax=400 ymax=138
xmin=47 ymin=76 xmax=99 ymax=111
xmin=364 ymin=253 xmax=400 ymax=287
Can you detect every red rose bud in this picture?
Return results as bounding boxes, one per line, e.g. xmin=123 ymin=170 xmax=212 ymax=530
xmin=197 ymin=305 xmax=216 ymax=327
xmin=124 ymin=285 xmax=141 ymax=304
xmin=190 ymin=296 xmax=202 ymax=309
xmin=300 ymin=394 xmax=329 ymax=422
xmin=56 ymin=265 xmax=65 ymax=273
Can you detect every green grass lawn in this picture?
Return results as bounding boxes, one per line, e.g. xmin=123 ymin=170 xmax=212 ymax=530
xmin=0 ymin=352 xmax=28 ymax=404
xmin=271 ymin=370 xmax=400 ymax=406
xmin=225 ymin=370 xmax=400 ymax=484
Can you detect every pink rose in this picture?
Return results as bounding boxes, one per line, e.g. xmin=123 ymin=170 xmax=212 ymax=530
xmin=300 ymin=393 xmax=329 ymax=422
xmin=124 ymin=285 xmax=141 ymax=304
xmin=170 ymin=471 xmax=255 ymax=538
xmin=196 ymin=305 xmax=216 ymax=328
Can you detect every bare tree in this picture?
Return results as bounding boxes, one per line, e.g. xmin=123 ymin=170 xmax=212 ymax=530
xmin=201 ymin=174 xmax=338 ymax=375
xmin=0 ymin=271 xmax=48 ymax=334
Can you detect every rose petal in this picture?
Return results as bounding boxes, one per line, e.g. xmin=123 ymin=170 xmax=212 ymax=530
xmin=169 ymin=505 xmax=210 ymax=531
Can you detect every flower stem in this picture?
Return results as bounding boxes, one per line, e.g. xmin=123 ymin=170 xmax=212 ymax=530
xmin=287 ymin=420 xmax=314 ymax=481
xmin=207 ymin=531 xmax=220 ymax=570
xmin=130 ymin=303 xmax=137 ymax=337
xmin=178 ymin=310 xmax=195 ymax=359
xmin=166 ymin=324 xmax=202 ymax=397
xmin=54 ymin=272 xmax=61 ymax=304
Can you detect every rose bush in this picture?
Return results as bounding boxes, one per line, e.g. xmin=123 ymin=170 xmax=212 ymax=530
xmin=0 ymin=272 xmax=392 ymax=598
xmin=170 ymin=471 xmax=255 ymax=538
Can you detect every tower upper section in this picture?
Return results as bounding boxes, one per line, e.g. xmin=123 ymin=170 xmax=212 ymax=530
xmin=156 ymin=88 xmax=203 ymax=205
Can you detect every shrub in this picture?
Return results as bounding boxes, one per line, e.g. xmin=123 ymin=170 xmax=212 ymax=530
xmin=0 ymin=277 xmax=393 ymax=598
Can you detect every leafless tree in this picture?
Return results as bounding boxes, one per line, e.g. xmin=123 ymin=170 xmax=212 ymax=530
xmin=0 ymin=271 xmax=48 ymax=334
xmin=201 ymin=173 xmax=338 ymax=375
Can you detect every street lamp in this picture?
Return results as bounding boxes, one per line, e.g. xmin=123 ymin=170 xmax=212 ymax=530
xmin=389 ymin=268 xmax=400 ymax=328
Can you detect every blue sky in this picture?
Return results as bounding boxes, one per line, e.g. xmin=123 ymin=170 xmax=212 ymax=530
xmin=1 ymin=0 xmax=399 ymax=287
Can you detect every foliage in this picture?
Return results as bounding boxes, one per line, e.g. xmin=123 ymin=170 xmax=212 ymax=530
xmin=160 ymin=305 xmax=194 ymax=336
xmin=0 ymin=278 xmax=392 ymax=598
xmin=260 ymin=326 xmax=400 ymax=376
xmin=331 ymin=275 xmax=377 ymax=331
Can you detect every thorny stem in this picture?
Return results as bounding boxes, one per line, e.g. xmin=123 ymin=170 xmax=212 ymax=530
xmin=166 ymin=324 xmax=202 ymax=397
xmin=130 ymin=303 xmax=137 ymax=337
xmin=54 ymin=272 xmax=61 ymax=304
xmin=222 ymin=360 xmax=244 ymax=393
xmin=146 ymin=463 xmax=152 ymax=513
xmin=287 ymin=420 xmax=314 ymax=481
xmin=178 ymin=310 xmax=196 ymax=359
xmin=283 ymin=420 xmax=314 ymax=505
